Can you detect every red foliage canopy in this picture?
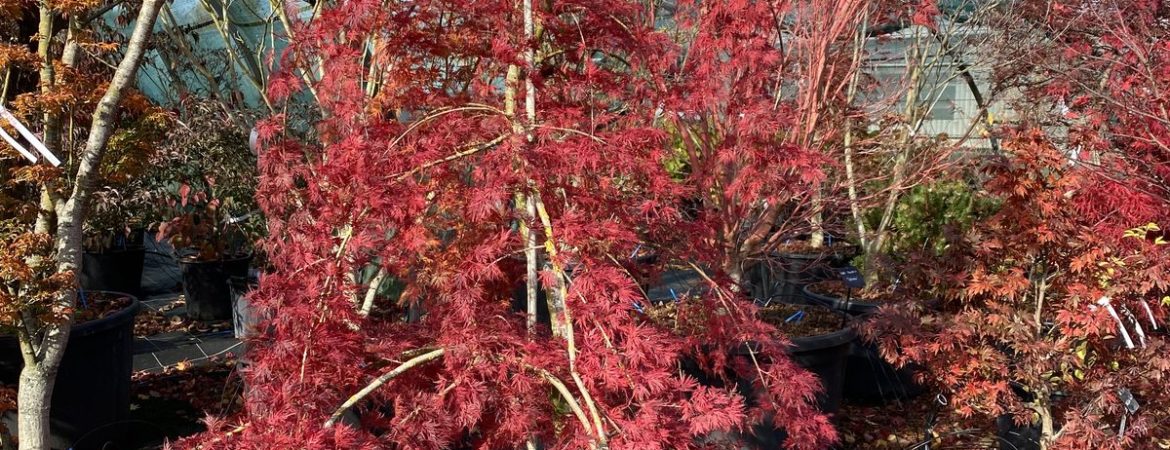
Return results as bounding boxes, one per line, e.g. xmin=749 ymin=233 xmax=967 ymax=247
xmin=181 ymin=1 xmax=850 ymax=449
xmin=873 ymin=3 xmax=1170 ymax=449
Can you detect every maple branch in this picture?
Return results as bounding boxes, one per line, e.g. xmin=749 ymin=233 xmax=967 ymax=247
xmin=359 ymin=265 xmax=388 ymax=316
xmin=82 ymin=0 xmax=129 ymax=24
xmin=324 ymin=347 xmax=446 ymax=428
xmin=531 ymin=191 xmax=572 ymax=343
xmin=387 ymin=105 xmax=508 ymax=151
xmin=392 ymin=134 xmax=508 ymax=182
xmin=531 ymin=191 xmax=608 ymax=445
xmin=842 ymin=4 xmax=873 ymax=251
xmin=530 ymin=366 xmax=599 ymax=445
xmin=685 ymin=261 xmax=744 ymax=318
xmin=605 ymin=254 xmax=649 ymax=300
xmin=571 ymin=371 xmax=606 ymax=444
xmin=536 ymin=124 xmax=608 ymax=144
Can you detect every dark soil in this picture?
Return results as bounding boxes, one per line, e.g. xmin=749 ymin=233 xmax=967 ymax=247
xmin=643 ymin=301 xmax=846 ymax=338
xmin=837 ymin=394 xmax=1002 ymax=449
xmin=758 ymin=303 xmax=845 ymax=337
xmin=641 ymin=301 xmax=711 ymax=333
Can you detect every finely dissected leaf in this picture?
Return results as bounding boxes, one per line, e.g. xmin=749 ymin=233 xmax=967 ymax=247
xmin=178 ymin=1 xmax=844 ymax=449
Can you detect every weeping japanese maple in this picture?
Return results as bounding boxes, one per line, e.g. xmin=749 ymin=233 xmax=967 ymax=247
xmin=181 ymin=0 xmax=837 ymax=449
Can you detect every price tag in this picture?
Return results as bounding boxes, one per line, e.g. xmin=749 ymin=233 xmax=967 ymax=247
xmin=836 ymin=266 xmax=865 ymax=289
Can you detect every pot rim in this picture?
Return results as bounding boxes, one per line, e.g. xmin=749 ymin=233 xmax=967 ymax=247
xmin=0 ymin=291 xmax=142 ymax=340
xmin=177 ymin=251 xmax=255 ymax=265
xmin=83 ymin=246 xmax=147 ymax=255
xmin=801 ymin=283 xmax=880 ymax=315
xmin=73 ymin=290 xmax=142 ymax=338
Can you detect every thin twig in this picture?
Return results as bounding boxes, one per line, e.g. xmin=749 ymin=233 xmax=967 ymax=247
xmin=530 ymin=366 xmax=599 ymax=444
xmin=391 ymin=134 xmax=508 ymax=182
xmin=324 ymin=347 xmax=446 ymax=428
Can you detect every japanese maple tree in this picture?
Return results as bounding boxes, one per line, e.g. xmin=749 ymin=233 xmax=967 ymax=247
xmin=870 ymin=2 xmax=1170 ymax=447
xmin=656 ymin=0 xmax=871 ymax=289
xmin=0 ymin=0 xmax=164 ymax=448
xmin=182 ymin=0 xmax=845 ymax=449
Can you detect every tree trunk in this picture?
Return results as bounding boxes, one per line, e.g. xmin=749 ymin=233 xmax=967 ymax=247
xmin=808 ymin=187 xmax=825 ymax=248
xmin=16 ymin=1 xmax=164 ymax=448
xmin=16 ymin=366 xmax=56 ymax=450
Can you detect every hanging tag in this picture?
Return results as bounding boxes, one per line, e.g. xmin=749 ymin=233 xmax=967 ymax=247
xmin=629 ymin=244 xmax=641 ymax=259
xmin=0 ymin=125 xmax=37 ymax=163
xmin=1140 ymin=301 xmax=1159 ymax=330
xmin=1098 ymin=297 xmax=1135 ymax=349
xmin=1119 ymin=305 xmax=1147 ymax=348
xmin=1118 ymin=387 xmax=1140 ymax=414
xmin=0 ymin=106 xmax=60 ymax=166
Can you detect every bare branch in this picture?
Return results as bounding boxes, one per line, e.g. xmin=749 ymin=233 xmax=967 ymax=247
xmin=324 ymin=347 xmax=446 ymax=428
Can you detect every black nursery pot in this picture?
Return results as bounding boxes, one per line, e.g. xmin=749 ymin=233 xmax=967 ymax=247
xmin=718 ymin=308 xmax=855 ymax=450
xmin=996 ymin=414 xmax=1040 ymax=450
xmin=840 ymin=339 xmax=923 ymax=405
xmin=734 ymin=310 xmax=857 ymax=414
xmin=229 ymin=275 xmax=261 ymax=340
xmin=786 ymin=324 xmax=857 ymax=413
xmin=800 ymin=285 xmax=924 ymax=404
xmin=801 ymin=283 xmax=879 ymax=313
xmin=0 ymin=291 xmax=141 ymax=450
xmin=180 ymin=254 xmax=253 ymax=321
xmin=80 ymin=247 xmax=146 ymax=298
xmin=757 ymin=244 xmax=858 ymax=302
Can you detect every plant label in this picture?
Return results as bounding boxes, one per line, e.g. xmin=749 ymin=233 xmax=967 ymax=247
xmin=1118 ymin=387 xmax=1140 ymax=414
xmin=0 ymin=106 xmax=60 ymax=166
xmin=836 ymin=266 xmax=865 ymax=289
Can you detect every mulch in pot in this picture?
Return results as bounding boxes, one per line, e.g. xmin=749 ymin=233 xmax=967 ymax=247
xmin=773 ymin=239 xmax=858 ymax=256
xmin=804 ymin=280 xmax=893 ymax=304
xmin=758 ymin=303 xmax=846 ymax=337
xmin=74 ymin=291 xmax=134 ymax=323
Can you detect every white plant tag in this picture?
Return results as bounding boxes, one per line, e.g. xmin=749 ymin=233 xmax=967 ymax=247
xmin=1140 ymin=301 xmax=1159 ymax=330
xmin=1098 ymin=297 xmax=1135 ymax=349
xmin=0 ymin=106 xmax=60 ymax=166
xmin=0 ymin=125 xmax=37 ymax=163
xmin=1120 ymin=305 xmax=1146 ymax=348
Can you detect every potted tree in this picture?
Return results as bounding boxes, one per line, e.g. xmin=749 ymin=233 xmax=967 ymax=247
xmin=151 ymin=101 xmax=263 ymax=321
xmin=80 ymin=108 xmax=173 ymax=298
xmin=0 ymin=0 xmax=164 ymax=448
xmin=0 ymin=288 xmax=141 ymax=448
xmin=875 ymin=132 xmax=1170 ymax=449
xmin=648 ymin=297 xmax=856 ymax=415
xmin=77 ymin=104 xmax=171 ymax=298
xmin=80 ymin=220 xmax=146 ymax=298
xmin=158 ymin=182 xmax=255 ymax=321
xmin=180 ymin=0 xmax=843 ymax=448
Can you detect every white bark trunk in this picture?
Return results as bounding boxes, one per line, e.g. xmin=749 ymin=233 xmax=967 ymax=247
xmin=16 ymin=1 xmax=164 ymax=448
